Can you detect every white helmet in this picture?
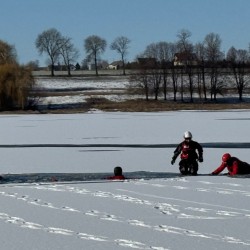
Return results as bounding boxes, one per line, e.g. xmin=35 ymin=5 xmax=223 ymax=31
xmin=184 ymin=131 xmax=192 ymax=139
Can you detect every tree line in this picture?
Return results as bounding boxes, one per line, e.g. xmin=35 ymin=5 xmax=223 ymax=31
xmin=1 ymin=27 xmax=250 ymax=111
xmin=130 ymin=29 xmax=250 ymax=102
xmin=35 ymin=28 xmax=131 ymax=76
xmin=34 ymin=28 xmax=250 ymax=102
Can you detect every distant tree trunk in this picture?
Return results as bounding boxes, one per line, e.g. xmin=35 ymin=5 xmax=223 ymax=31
xmin=180 ymin=68 xmax=184 ymax=102
xmin=170 ymin=66 xmax=178 ymax=101
xmin=197 ymin=70 xmax=202 ymax=100
xmin=209 ymin=66 xmax=225 ymax=101
xmin=161 ymin=60 xmax=168 ymax=100
xmin=201 ymin=61 xmax=207 ymax=100
xmin=232 ymin=64 xmax=248 ymax=101
xmin=143 ymin=74 xmax=150 ymax=100
xmin=67 ymin=64 xmax=71 ymax=77
xmin=122 ymin=54 xmax=126 ymax=75
xmin=94 ymin=52 xmax=98 ymax=76
xmin=163 ymin=73 xmax=167 ymax=100
xmin=51 ymin=63 xmax=55 ymax=77
xmin=152 ymin=71 xmax=161 ymax=100
xmin=187 ymin=66 xmax=194 ymax=103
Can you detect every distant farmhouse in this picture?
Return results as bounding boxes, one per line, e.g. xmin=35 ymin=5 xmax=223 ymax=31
xmin=87 ymin=61 xmax=109 ymax=70
xmin=173 ymin=52 xmax=198 ymax=66
xmin=107 ymin=60 xmax=123 ymax=70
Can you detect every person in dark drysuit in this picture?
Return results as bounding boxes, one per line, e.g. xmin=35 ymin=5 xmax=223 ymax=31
xmin=211 ymin=153 xmax=250 ymax=176
xmin=107 ymin=166 xmax=125 ymax=180
xmin=171 ymin=131 xmax=203 ymax=175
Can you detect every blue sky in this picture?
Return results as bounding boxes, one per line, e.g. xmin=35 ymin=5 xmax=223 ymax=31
xmin=1 ymin=0 xmax=250 ymax=66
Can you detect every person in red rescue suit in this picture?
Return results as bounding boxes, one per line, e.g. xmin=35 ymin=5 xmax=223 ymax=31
xmin=211 ymin=153 xmax=250 ymax=176
xmin=171 ymin=131 xmax=203 ymax=175
xmin=107 ymin=166 xmax=125 ymax=180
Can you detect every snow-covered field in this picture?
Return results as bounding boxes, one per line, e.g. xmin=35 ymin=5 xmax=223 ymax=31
xmin=37 ymin=76 xmax=128 ymax=90
xmin=0 ymin=110 xmax=250 ymax=250
xmin=35 ymin=77 xmax=134 ymax=106
xmin=34 ymin=76 xmax=250 ymax=108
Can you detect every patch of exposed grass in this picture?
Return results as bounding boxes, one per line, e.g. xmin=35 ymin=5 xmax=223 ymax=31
xmin=86 ymin=98 xmax=250 ymax=112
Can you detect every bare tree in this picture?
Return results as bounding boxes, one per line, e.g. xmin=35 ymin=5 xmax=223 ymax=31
xmin=132 ymin=48 xmax=162 ymax=100
xmin=226 ymin=46 xmax=237 ymax=62
xmin=0 ymin=40 xmax=17 ymax=64
xmin=176 ymin=29 xmax=193 ymax=53
xmin=227 ymin=47 xmax=250 ymax=101
xmin=177 ymin=29 xmax=195 ymax=102
xmin=158 ymin=42 xmax=172 ymax=62
xmin=204 ymin=33 xmax=222 ymax=63
xmin=141 ymin=43 xmax=164 ymax=100
xmin=84 ymin=35 xmax=107 ymax=76
xmin=143 ymin=43 xmax=159 ymax=58
xmin=142 ymin=42 xmax=174 ymax=100
xmin=168 ymin=43 xmax=179 ymax=101
xmin=35 ymin=28 xmax=63 ymax=76
xmin=59 ymin=37 xmax=79 ymax=76
xmin=204 ymin=33 xmax=223 ymax=100
xmin=150 ymin=70 xmax=162 ymax=100
xmin=194 ymin=42 xmax=207 ymax=100
xmin=129 ymin=73 xmax=150 ymax=100
xmin=158 ymin=42 xmax=172 ymax=100
xmin=110 ymin=36 xmax=131 ymax=75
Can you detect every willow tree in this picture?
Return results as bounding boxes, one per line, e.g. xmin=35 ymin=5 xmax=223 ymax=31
xmin=0 ymin=40 xmax=17 ymax=64
xmin=0 ymin=40 xmax=34 ymax=110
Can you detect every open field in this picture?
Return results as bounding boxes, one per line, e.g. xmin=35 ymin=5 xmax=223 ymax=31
xmin=28 ymin=74 xmax=250 ymax=113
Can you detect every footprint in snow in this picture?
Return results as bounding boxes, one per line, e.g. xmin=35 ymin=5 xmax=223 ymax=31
xmin=128 ymin=219 xmax=151 ymax=228
xmin=85 ymin=210 xmax=122 ymax=222
xmin=47 ymin=227 xmax=74 ymax=236
xmin=77 ymin=232 xmax=108 ymax=242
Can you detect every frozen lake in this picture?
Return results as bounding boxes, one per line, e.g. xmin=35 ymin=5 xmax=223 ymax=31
xmin=0 ymin=110 xmax=249 ymax=250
